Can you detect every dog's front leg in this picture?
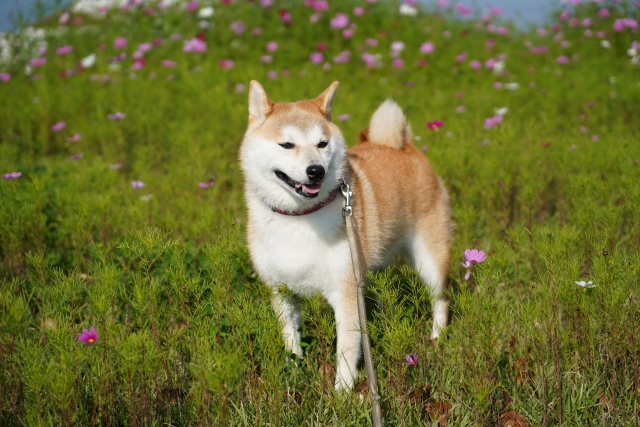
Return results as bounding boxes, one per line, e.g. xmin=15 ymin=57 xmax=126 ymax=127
xmin=327 ymin=286 xmax=361 ymax=390
xmin=270 ymin=289 xmax=303 ymax=356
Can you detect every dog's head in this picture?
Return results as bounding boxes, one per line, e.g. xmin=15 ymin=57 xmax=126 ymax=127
xmin=240 ymin=81 xmax=347 ymax=211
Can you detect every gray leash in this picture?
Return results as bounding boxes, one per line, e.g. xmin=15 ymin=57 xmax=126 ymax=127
xmin=341 ymin=179 xmax=383 ymax=427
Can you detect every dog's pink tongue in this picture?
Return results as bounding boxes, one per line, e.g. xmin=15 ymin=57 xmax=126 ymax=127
xmin=302 ymin=184 xmax=321 ymax=194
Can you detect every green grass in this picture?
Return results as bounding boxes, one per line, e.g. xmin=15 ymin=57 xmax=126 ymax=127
xmin=1 ymin=0 xmax=640 ymax=425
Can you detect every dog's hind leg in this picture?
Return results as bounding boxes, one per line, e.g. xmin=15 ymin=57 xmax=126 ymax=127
xmin=408 ymin=204 xmax=451 ymax=340
xmin=326 ymin=285 xmax=361 ymax=390
xmin=271 ymin=289 xmax=303 ymax=356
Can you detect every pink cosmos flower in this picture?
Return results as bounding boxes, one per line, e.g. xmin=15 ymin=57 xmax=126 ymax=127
xmin=260 ymin=55 xmax=273 ymax=63
xmin=485 ymin=58 xmax=496 ymax=69
xmin=311 ymin=0 xmax=329 ymax=12
xmin=333 ymin=51 xmax=351 ymax=64
xmin=354 ymin=6 xmax=364 ymax=16
xmin=183 ymin=38 xmax=207 ymax=53
xmin=267 ymin=70 xmax=278 ymax=79
xmin=51 ymin=122 xmax=66 ymax=132
xmin=456 ymin=4 xmax=471 ymax=16
xmin=489 ymin=7 xmax=502 ymax=17
xmin=31 ymin=58 xmax=46 ymax=67
xmin=456 ymin=53 xmax=467 ymax=62
xmin=484 ymin=115 xmax=502 ymax=129
xmin=420 ymin=41 xmax=434 ymax=54
xmin=557 ymin=55 xmax=569 ymax=64
xmin=362 ymin=52 xmax=376 ymax=68
xmin=392 ymin=58 xmax=404 ymax=68
xmin=67 ymin=134 xmax=81 ymax=142
xmin=114 ymin=37 xmax=127 ymax=49
xmin=56 ymin=45 xmax=72 ymax=55
xmin=338 ymin=114 xmax=350 ymax=121
xmin=493 ymin=82 xmax=503 ymax=89
xmin=470 ymin=60 xmax=481 ymax=70
xmin=198 ymin=179 xmax=215 ymax=189
xmin=405 ymin=354 xmax=418 ymax=366
xmin=219 ymin=59 xmax=234 ymax=69
xmin=279 ymin=9 xmax=291 ymax=24
xmin=235 ymin=83 xmax=245 ymax=93
xmin=614 ymin=19 xmax=625 ymax=32
xmin=138 ymin=43 xmax=152 ymax=53
xmin=59 ymin=11 xmax=70 ymax=24
xmin=185 ymin=1 xmax=199 ymax=12
xmin=108 ymin=112 xmax=126 ymax=121
xmin=529 ymin=46 xmax=548 ymax=54
xmin=266 ymin=41 xmax=278 ymax=52
xmin=421 ymin=146 xmax=428 ymax=152
xmin=161 ymin=60 xmax=177 ymax=67
xmin=569 ymin=18 xmax=579 ymax=27
xmin=78 ymin=326 xmax=98 ymax=345
xmin=582 ymin=18 xmax=592 ymax=27
xmin=537 ymin=28 xmax=547 ymax=36
xmin=310 ymin=52 xmax=324 ymax=64
xmin=109 ymin=163 xmax=123 ymax=169
xmin=496 ymin=27 xmax=509 ymax=35
xmin=456 ymin=105 xmax=465 ymax=113
xmin=462 ymin=249 xmax=487 ymax=280
xmin=0 ymin=73 xmax=10 ymax=82
xmin=330 ymin=13 xmax=349 ymax=29
xmin=3 ymin=171 xmax=22 ymax=179
xmin=342 ymin=29 xmax=354 ymax=38
xmin=426 ymin=120 xmax=443 ymax=130
xmin=70 ymin=153 xmax=83 ymax=161
xmin=390 ymin=41 xmax=405 ymax=56
xmin=132 ymin=181 xmax=145 ymax=189
xmin=230 ymin=21 xmax=246 ymax=34
xmin=598 ymin=8 xmax=609 ymax=18
xmin=365 ymin=38 xmax=378 ymax=47
xmin=132 ymin=59 xmax=145 ymax=70
xmin=261 ymin=0 xmax=273 ymax=7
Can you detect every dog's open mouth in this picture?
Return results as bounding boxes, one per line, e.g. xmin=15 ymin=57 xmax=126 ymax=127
xmin=275 ymin=170 xmax=322 ymax=198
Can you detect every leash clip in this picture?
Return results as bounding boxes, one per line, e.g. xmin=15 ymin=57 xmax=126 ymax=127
xmin=340 ymin=178 xmax=353 ymax=217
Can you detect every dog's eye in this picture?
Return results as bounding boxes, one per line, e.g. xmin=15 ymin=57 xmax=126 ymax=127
xmin=318 ymin=140 xmax=328 ymax=148
xmin=279 ymin=142 xmax=295 ymax=149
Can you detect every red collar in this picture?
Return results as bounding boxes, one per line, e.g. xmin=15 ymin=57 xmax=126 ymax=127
xmin=265 ymin=187 xmax=340 ymax=216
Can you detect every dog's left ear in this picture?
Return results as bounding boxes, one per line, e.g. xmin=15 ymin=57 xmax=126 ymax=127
xmin=314 ymin=81 xmax=339 ymax=120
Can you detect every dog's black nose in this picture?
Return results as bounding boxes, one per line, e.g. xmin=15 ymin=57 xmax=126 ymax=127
xmin=306 ymin=165 xmax=325 ymax=181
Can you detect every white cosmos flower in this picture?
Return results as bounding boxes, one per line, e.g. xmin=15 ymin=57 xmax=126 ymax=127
xmin=140 ymin=194 xmax=153 ymax=202
xmin=493 ymin=60 xmax=505 ymax=74
xmin=632 ymin=57 xmax=639 ymax=65
xmin=505 ymin=82 xmax=519 ymax=91
xmin=198 ymin=7 xmax=214 ymax=18
xmin=609 ymin=76 xmax=616 ymax=85
xmin=494 ymin=107 xmax=508 ymax=116
xmin=399 ymin=4 xmax=418 ymax=16
xmin=628 ymin=48 xmax=638 ymax=57
xmin=81 ymin=53 xmax=96 ymax=68
xmin=108 ymin=62 xmax=120 ymax=72
xmin=601 ymin=40 xmax=611 ymax=49
xmin=575 ymin=280 xmax=596 ymax=289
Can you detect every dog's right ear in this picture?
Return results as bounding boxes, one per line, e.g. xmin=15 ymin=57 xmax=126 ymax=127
xmin=248 ymin=80 xmax=274 ymax=127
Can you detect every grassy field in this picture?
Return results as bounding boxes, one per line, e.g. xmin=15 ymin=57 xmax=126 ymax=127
xmin=1 ymin=0 xmax=640 ymax=425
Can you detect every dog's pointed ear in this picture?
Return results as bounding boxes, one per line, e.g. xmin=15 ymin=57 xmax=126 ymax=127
xmin=248 ymin=80 xmax=274 ymax=126
xmin=314 ymin=81 xmax=339 ymax=120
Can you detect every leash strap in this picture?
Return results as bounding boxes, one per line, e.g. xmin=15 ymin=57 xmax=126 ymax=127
xmin=341 ymin=179 xmax=383 ymax=427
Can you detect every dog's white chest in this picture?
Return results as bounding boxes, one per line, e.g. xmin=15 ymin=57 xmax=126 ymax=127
xmin=248 ymin=200 xmax=351 ymax=296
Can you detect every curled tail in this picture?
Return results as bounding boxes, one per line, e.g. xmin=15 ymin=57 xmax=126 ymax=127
xmin=363 ymin=99 xmax=413 ymax=149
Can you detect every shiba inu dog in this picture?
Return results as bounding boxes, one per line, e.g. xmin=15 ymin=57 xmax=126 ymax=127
xmin=240 ymin=81 xmax=451 ymax=390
